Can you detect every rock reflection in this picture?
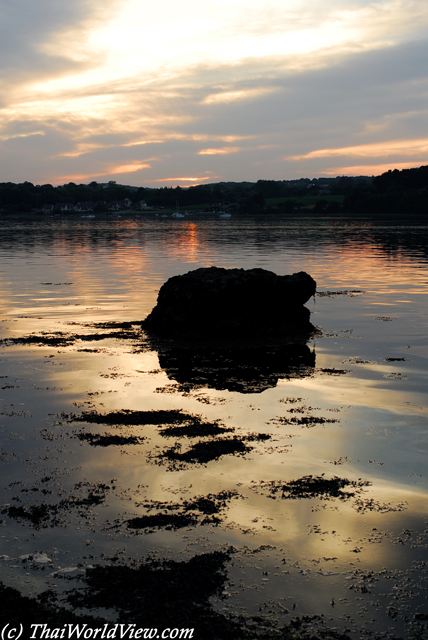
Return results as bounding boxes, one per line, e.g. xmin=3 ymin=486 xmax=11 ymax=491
xmin=154 ymin=342 xmax=316 ymax=393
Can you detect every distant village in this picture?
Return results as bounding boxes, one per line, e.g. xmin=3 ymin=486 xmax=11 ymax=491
xmin=42 ymin=198 xmax=147 ymax=214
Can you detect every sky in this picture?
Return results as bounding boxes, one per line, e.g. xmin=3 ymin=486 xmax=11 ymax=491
xmin=0 ymin=0 xmax=427 ymax=187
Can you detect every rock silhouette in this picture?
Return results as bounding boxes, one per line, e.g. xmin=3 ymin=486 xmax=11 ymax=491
xmin=143 ymin=266 xmax=316 ymax=338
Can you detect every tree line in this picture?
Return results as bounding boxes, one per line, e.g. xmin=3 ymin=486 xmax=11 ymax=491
xmin=342 ymin=165 xmax=428 ymax=215
xmin=0 ymin=166 xmax=427 ymax=214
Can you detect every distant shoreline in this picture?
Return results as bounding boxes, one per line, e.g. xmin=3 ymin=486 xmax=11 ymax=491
xmin=1 ymin=210 xmax=426 ymax=220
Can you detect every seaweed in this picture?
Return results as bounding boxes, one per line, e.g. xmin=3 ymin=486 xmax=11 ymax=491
xmin=126 ymin=512 xmax=199 ymax=530
xmin=0 ymin=321 xmax=144 ymax=348
xmin=66 ymin=551 xmax=246 ymax=640
xmin=67 ymin=409 xmax=236 ymax=439
xmin=253 ymin=475 xmax=370 ymax=501
xmin=75 ymin=432 xmax=144 ymax=447
xmin=0 ymin=581 xmax=101 ymax=626
xmin=64 ymin=408 xmax=197 ymax=426
xmin=270 ymin=415 xmax=340 ymax=428
xmin=318 ymin=368 xmax=351 ymax=375
xmin=1 ymin=482 xmax=112 ymax=529
xmin=124 ymin=490 xmax=238 ymax=531
xmin=159 ymin=418 xmax=234 ymax=438
xmin=161 ymin=437 xmax=252 ymax=467
xmin=316 ymin=290 xmax=364 ymax=297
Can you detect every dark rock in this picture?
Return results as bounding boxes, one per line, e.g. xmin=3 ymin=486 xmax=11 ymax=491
xmin=143 ymin=266 xmax=316 ymax=338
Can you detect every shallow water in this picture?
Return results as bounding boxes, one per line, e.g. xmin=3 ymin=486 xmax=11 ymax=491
xmin=0 ymin=214 xmax=428 ymax=638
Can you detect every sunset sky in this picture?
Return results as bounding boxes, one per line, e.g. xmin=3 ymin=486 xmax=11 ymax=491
xmin=1 ymin=0 xmax=427 ymax=187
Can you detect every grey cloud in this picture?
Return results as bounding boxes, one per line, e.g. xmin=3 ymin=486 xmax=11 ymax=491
xmin=0 ymin=0 xmax=113 ymax=82
xmin=170 ymin=39 xmax=428 ymax=148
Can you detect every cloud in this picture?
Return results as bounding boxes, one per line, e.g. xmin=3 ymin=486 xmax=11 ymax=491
xmin=320 ymin=161 xmax=426 ymax=176
xmin=1 ymin=1 xmax=428 ymax=184
xmin=0 ymin=1 xmax=117 ymax=85
xmin=202 ymin=88 xmax=279 ymax=105
xmin=198 ymin=148 xmax=241 ymax=156
xmin=288 ymin=138 xmax=428 ymax=160
xmin=149 ymin=176 xmax=214 ymax=183
xmin=54 ymin=162 xmax=152 ymax=185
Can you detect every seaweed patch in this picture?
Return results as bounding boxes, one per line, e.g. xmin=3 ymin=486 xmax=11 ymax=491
xmin=123 ymin=490 xmax=239 ymax=531
xmin=316 ymin=290 xmax=364 ymax=297
xmin=155 ymin=437 xmax=254 ymax=469
xmin=65 ymin=409 xmax=238 ymax=440
xmin=0 ymin=321 xmax=144 ymax=348
xmin=1 ymin=481 xmax=113 ymax=529
xmin=318 ymin=368 xmax=351 ymax=375
xmin=62 ymin=408 xmax=200 ymax=427
xmin=252 ymin=475 xmax=370 ymax=501
xmin=75 ymin=432 xmax=145 ymax=447
xmin=269 ymin=415 xmax=340 ymax=428
xmin=158 ymin=418 xmax=234 ymax=438
xmin=353 ymin=497 xmax=408 ymax=513
xmin=64 ymin=551 xmax=246 ymax=640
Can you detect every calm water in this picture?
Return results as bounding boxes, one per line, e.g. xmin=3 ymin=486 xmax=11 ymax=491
xmin=0 ymin=214 xmax=428 ymax=638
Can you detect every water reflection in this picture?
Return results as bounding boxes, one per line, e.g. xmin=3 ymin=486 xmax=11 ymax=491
xmin=0 ymin=216 xmax=427 ymax=266
xmin=155 ymin=343 xmax=316 ymax=393
xmin=0 ymin=215 xmax=427 ymax=639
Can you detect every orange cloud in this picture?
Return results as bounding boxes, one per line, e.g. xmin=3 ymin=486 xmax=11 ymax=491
xmin=198 ymin=147 xmax=240 ymax=155
xmin=111 ymin=162 xmax=151 ymax=174
xmin=150 ymin=176 xmax=213 ymax=183
xmin=58 ymin=143 xmax=106 ymax=158
xmin=123 ymin=139 xmax=164 ymax=147
xmin=288 ymin=138 xmax=428 ymax=160
xmin=53 ymin=162 xmax=151 ymax=184
xmin=185 ymin=134 xmax=250 ymax=142
xmin=202 ymin=87 xmax=278 ymax=104
xmin=320 ymin=161 xmax=426 ymax=176
xmin=0 ymin=131 xmax=45 ymax=141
